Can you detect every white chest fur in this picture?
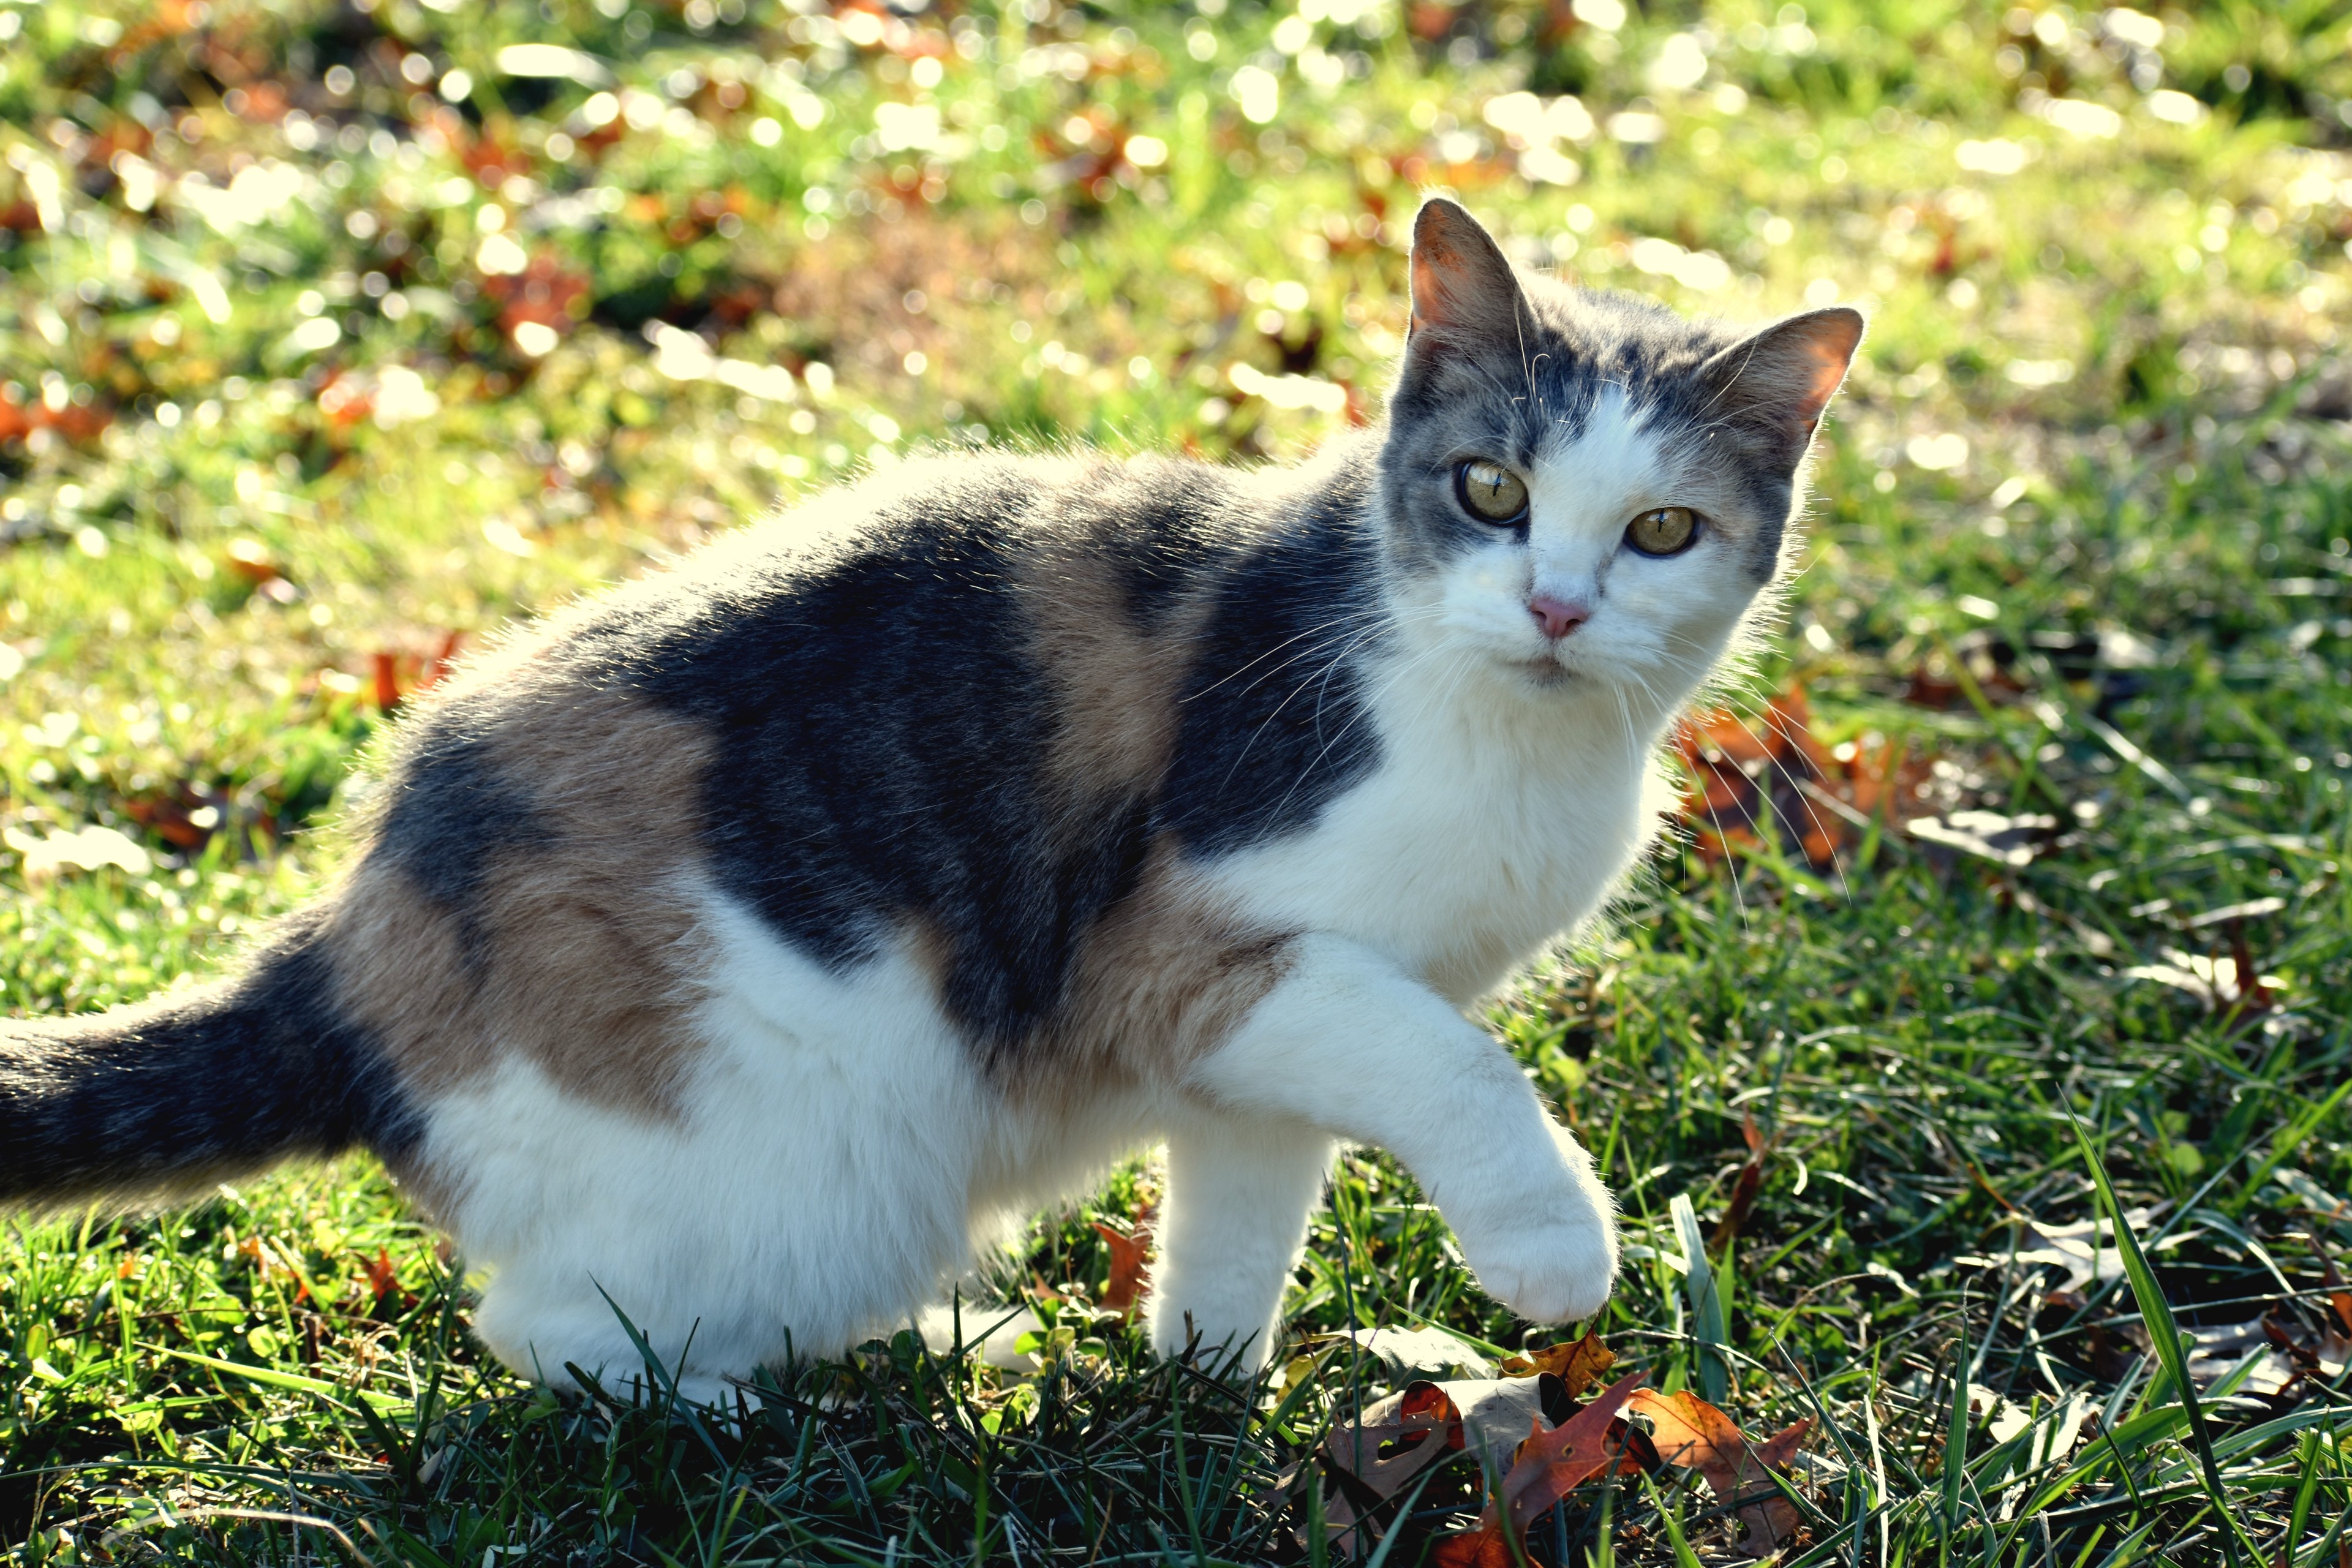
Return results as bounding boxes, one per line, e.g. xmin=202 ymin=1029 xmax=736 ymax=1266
xmin=1198 ymin=646 xmax=1678 ymax=1005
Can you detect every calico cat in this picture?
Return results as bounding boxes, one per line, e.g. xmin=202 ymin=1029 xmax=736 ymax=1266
xmin=0 ymin=200 xmax=1859 ymax=1401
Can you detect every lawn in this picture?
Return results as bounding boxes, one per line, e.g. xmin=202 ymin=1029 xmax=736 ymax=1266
xmin=2 ymin=0 xmax=2351 ymax=1562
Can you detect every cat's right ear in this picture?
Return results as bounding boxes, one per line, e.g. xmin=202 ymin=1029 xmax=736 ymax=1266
xmin=1404 ymin=198 xmax=1528 ymax=359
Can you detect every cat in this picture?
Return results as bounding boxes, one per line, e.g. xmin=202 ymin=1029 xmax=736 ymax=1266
xmin=0 ymin=199 xmax=1859 ymax=1403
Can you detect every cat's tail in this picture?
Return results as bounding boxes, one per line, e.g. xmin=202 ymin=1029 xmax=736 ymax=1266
xmin=0 ymin=910 xmax=421 ymax=1210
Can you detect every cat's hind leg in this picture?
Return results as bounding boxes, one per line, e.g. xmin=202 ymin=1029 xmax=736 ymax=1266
xmin=1145 ymin=1108 xmax=1334 ymax=1372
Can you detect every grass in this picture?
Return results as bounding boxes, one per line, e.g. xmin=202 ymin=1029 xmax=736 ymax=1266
xmin=3 ymin=0 xmax=2351 ymax=1561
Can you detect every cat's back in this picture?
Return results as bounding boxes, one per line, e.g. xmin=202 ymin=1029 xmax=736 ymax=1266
xmin=557 ymin=447 xmax=1259 ymax=703
xmin=325 ymin=447 xmax=1362 ymax=1117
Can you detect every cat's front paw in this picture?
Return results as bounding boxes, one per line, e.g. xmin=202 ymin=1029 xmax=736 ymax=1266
xmin=1451 ymin=1125 xmax=1621 ymax=1324
xmin=1460 ymin=1210 xmax=1619 ymax=1324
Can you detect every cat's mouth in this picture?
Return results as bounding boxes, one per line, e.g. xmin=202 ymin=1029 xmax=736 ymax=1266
xmin=1509 ymin=653 xmax=1579 ymax=687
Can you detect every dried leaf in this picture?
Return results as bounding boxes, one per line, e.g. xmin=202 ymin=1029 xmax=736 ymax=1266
xmin=1628 ymin=1387 xmax=1809 ymax=1550
xmin=1498 ymin=1328 xmax=1615 ymax=1400
xmin=1427 ymin=1370 xmax=1648 ymax=1568
xmin=1711 ymin=1115 xmax=1774 ymax=1254
xmin=2013 ymin=1208 xmax=2176 ymax=1295
xmin=365 ymin=1248 xmax=399 ymax=1302
xmin=2321 ymin=1256 xmax=2352 ymax=1338
xmin=1092 ymin=1216 xmax=1152 ymax=1314
xmin=223 ymin=537 xmax=280 ymax=583
xmin=1496 ymin=1371 xmax=1649 ymax=1532
xmin=1357 ymin=1325 xmax=1496 ymax=1378
xmin=2182 ymin=1317 xmax=2302 ymax=1398
xmin=1314 ymin=1380 xmax=1464 ymax=1553
xmin=372 ymin=651 xmax=403 ymax=712
xmin=1905 ymin=810 xmax=2057 ymax=868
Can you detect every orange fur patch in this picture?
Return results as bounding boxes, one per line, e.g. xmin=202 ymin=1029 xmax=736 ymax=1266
xmin=328 ymin=675 xmax=718 ymax=1172
xmin=1007 ymin=521 xmax=1296 ymax=1095
xmin=1045 ymin=840 xmax=1295 ymax=1087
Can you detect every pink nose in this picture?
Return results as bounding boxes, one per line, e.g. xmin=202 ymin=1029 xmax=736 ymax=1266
xmin=1528 ymin=594 xmax=1591 ymax=640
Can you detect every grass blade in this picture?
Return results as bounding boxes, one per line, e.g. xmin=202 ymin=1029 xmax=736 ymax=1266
xmin=1670 ymin=1192 xmax=1729 ymax=1404
xmin=1942 ymin=1291 xmax=1970 ymax=1545
xmin=2064 ymin=1103 xmax=2253 ymax=1568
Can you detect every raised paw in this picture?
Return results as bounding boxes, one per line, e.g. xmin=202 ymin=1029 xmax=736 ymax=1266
xmin=1461 ymin=1212 xmax=1619 ymax=1324
xmin=1445 ymin=1120 xmax=1621 ymax=1323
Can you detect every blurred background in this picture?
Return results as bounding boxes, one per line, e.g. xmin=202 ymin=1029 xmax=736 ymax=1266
xmin=2 ymin=0 xmax=2343 ymax=1006
xmin=1 ymin=2 xmax=2342 ymax=674
xmin=0 ymin=0 xmax=2344 ymax=895
xmin=4 ymin=4 xmax=2352 ymax=1565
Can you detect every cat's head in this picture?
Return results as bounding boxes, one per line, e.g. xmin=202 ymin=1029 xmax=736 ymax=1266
xmin=1373 ymin=198 xmax=1861 ymax=712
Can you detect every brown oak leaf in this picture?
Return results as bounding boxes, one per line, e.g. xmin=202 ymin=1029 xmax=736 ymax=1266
xmin=1428 ymin=1370 xmax=1649 ymax=1568
xmin=1628 ymin=1387 xmax=1811 ymax=1550
xmin=1498 ymin=1327 xmax=1616 ymax=1399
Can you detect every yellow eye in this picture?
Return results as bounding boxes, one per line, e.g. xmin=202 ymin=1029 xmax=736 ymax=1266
xmin=1626 ymin=506 xmax=1698 ymax=555
xmin=1457 ymin=460 xmax=1529 ymax=524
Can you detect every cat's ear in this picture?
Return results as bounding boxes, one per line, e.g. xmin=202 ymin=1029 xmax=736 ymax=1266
xmin=1405 ymin=198 xmax=1528 ymax=353
xmin=1699 ymin=307 xmax=1865 ymax=459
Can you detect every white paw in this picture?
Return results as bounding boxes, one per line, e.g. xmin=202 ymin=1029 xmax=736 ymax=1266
xmin=1461 ymin=1212 xmax=1619 ymax=1324
xmin=1452 ymin=1124 xmax=1620 ymax=1324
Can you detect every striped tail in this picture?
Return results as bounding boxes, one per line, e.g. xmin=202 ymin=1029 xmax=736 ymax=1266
xmin=0 ymin=911 xmax=421 ymax=1209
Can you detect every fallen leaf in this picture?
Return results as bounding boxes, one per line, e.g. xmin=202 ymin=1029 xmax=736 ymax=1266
xmin=2182 ymin=1316 xmax=2302 ymax=1398
xmin=1905 ymin=810 xmax=2057 ymax=868
xmin=1499 ymin=1327 xmax=1613 ymax=1398
xmin=223 ymin=536 xmax=280 ymax=584
xmin=369 ymin=633 xmax=466 ymax=714
xmin=1428 ymin=1370 xmax=1649 ymax=1568
xmin=124 ymin=783 xmax=228 ymax=851
xmin=1628 ymin=1386 xmax=1810 ymax=1551
xmin=2119 ymin=948 xmax=2283 ymax=1011
xmin=6 ymin=823 xmax=152 ymax=878
xmin=2013 ymin=1208 xmax=2184 ymax=1295
xmin=1672 ymin=684 xmax=1915 ymax=872
xmin=1359 ymin=1325 xmax=1496 ymax=1379
xmin=1711 ymin=1114 xmax=1774 ymax=1254
xmin=1093 ymin=1208 xmax=1153 ymax=1314
xmin=1314 ymin=1371 xmax=1599 ymax=1553
xmin=2321 ymin=1256 xmax=2352 ymax=1338
xmin=365 ymin=1248 xmax=400 ymax=1302
xmin=372 ymin=651 xmax=403 ymax=712
xmin=1314 ymin=1379 xmax=1469 ymax=1553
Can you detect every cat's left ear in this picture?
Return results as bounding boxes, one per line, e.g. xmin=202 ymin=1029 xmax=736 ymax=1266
xmin=1700 ymin=307 xmax=1866 ymax=462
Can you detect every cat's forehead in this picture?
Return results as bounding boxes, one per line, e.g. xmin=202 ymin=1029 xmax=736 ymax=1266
xmin=1402 ymin=277 xmax=1744 ymax=459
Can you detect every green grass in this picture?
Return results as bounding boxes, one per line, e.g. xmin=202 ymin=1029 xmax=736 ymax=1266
xmin=4 ymin=0 xmax=2352 ymax=1561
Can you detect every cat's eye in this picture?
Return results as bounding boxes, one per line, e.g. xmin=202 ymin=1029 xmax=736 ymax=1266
xmin=1456 ymin=460 xmax=1529 ymax=524
xmin=1625 ymin=506 xmax=1699 ymax=556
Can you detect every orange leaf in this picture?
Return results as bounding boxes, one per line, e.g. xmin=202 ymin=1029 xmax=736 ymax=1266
xmin=1498 ymin=1327 xmax=1616 ymax=1400
xmin=2323 ymin=1255 xmax=2352 ymax=1338
xmin=1628 ymin=1388 xmax=1809 ymax=1548
xmin=1428 ymin=1523 xmax=1516 ymax=1568
xmin=1430 ymin=1371 xmax=1648 ymax=1566
xmin=1494 ymin=1370 xmax=1647 ymax=1535
xmin=224 ymin=537 xmax=279 ymax=584
xmin=1093 ymin=1216 xmax=1153 ymax=1314
xmin=421 ymin=629 xmax=466 ymax=689
xmin=372 ymin=652 xmax=402 ymax=712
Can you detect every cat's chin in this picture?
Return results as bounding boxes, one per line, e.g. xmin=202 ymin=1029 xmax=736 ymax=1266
xmin=1503 ymin=654 xmax=1579 ymax=688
